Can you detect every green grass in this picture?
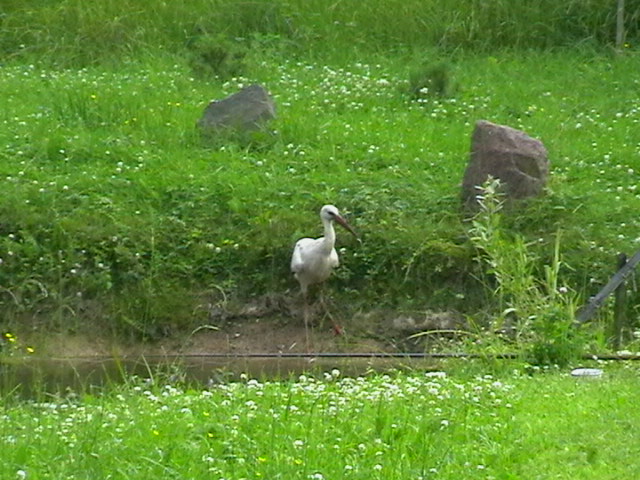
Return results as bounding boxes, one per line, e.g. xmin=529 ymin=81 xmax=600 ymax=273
xmin=1 ymin=0 xmax=637 ymax=66
xmin=3 ymin=5 xmax=640 ymax=475
xmin=2 ymin=365 xmax=640 ymax=479
xmin=1 ymin=1 xmax=640 ymax=350
xmin=2 ymin=50 xmax=640 ymax=341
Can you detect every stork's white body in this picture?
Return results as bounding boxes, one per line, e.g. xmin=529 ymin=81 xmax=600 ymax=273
xmin=290 ymin=205 xmax=357 ymax=343
xmin=291 ymin=223 xmax=340 ymax=296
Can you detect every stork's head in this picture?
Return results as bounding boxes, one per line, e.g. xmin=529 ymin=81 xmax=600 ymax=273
xmin=320 ymin=204 xmax=340 ymax=222
xmin=320 ymin=205 xmax=358 ymax=238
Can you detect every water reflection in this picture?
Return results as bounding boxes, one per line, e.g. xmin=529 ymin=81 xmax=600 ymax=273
xmin=1 ymin=354 xmax=442 ymax=397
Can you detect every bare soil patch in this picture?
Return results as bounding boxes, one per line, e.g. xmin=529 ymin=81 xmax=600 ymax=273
xmin=21 ymin=294 xmax=463 ymax=359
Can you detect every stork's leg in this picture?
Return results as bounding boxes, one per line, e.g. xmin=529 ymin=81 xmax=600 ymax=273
xmin=318 ymin=285 xmax=343 ymax=336
xmin=302 ymin=287 xmax=312 ymax=352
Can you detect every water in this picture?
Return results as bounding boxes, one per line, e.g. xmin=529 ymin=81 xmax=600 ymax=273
xmin=1 ymin=354 xmax=441 ymax=397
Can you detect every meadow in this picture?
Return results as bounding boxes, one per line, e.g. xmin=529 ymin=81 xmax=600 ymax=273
xmin=3 ymin=3 xmax=640 ymax=478
xmin=1 ymin=1 xmax=640 ymax=354
xmin=2 ymin=364 xmax=640 ymax=479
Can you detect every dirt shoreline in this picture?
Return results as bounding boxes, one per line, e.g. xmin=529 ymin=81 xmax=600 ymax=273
xmin=27 ymin=316 xmax=390 ymax=360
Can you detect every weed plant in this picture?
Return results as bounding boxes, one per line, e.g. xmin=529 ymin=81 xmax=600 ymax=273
xmin=1 ymin=367 xmax=640 ymax=479
xmin=0 ymin=332 xmax=36 ymax=398
xmin=468 ymin=179 xmax=588 ymax=365
xmin=0 ymin=332 xmax=35 ymax=358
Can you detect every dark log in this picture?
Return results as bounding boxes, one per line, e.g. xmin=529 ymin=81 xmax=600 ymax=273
xmin=612 ymin=253 xmax=628 ymax=349
xmin=576 ymin=249 xmax=640 ymax=324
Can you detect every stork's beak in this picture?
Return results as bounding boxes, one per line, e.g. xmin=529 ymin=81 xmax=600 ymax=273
xmin=334 ymin=214 xmax=359 ymax=239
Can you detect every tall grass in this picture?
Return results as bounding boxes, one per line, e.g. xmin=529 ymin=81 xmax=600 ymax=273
xmin=468 ymin=179 xmax=588 ymax=365
xmin=1 ymin=0 xmax=638 ymax=67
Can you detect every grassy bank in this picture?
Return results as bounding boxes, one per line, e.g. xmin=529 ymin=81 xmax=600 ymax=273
xmin=1 ymin=2 xmax=640 ymax=351
xmin=2 ymin=366 xmax=640 ymax=479
xmin=3 ymin=51 xmax=640 ymax=340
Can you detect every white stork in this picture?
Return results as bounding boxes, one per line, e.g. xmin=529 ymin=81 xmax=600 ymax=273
xmin=291 ymin=204 xmax=358 ymax=344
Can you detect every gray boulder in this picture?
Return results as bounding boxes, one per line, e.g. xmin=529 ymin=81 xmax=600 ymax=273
xmin=461 ymin=120 xmax=549 ymax=206
xmin=198 ymin=84 xmax=276 ymax=135
xmin=391 ymin=311 xmax=464 ymax=334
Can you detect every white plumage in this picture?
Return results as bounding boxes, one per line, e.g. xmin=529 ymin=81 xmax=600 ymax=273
xmin=291 ymin=204 xmax=357 ymax=340
xmin=291 ymin=235 xmax=339 ymax=294
xmin=291 ymin=205 xmax=356 ymax=294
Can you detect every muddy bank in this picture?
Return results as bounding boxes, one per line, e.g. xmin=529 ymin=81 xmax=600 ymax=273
xmin=3 ymin=315 xmax=454 ymax=396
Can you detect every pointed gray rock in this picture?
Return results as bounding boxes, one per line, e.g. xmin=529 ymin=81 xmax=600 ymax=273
xmin=462 ymin=120 xmax=549 ymax=206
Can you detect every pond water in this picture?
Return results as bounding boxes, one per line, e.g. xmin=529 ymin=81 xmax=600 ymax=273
xmin=1 ymin=353 xmax=445 ymax=397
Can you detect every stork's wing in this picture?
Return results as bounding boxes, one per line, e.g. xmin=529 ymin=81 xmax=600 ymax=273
xmin=291 ymin=237 xmax=314 ymax=273
xmin=328 ymin=248 xmax=339 ymax=268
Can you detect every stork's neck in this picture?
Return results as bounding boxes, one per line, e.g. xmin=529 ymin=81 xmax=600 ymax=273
xmin=321 ymin=218 xmax=336 ymax=252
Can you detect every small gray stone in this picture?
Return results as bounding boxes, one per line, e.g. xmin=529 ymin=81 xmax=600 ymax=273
xmin=198 ymin=84 xmax=276 ymax=135
xmin=570 ymin=368 xmax=603 ymax=378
